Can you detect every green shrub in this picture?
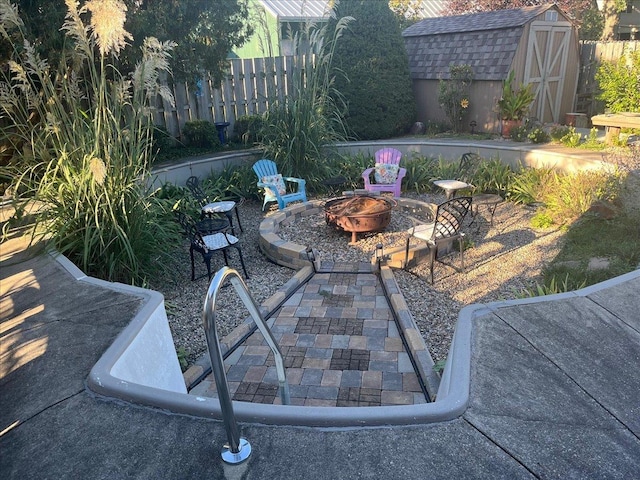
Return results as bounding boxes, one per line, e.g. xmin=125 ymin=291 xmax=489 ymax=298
xmin=542 ymin=170 xmax=622 ymax=224
xmin=530 ymin=212 xmax=554 ymax=228
xmin=497 ymin=70 xmax=535 ymax=121
xmin=580 ymin=128 xmax=604 ymax=150
xmin=423 ymin=120 xmax=450 ymax=136
xmin=509 ymin=124 xmax=529 ymax=142
xmin=431 ymin=158 xmax=464 ymax=185
xmin=550 ymin=125 xmax=571 ymax=142
xmin=527 ymin=127 xmax=550 ymax=144
xmin=403 ymin=155 xmax=438 ymax=193
xmin=471 ymin=159 xmax=513 ymax=196
xmin=204 ymin=164 xmax=257 ymax=200
xmin=233 ymin=115 xmax=264 ymax=145
xmin=438 ymin=64 xmax=473 ymax=133
xmin=329 ymin=0 xmax=415 ymax=140
xmin=182 ymin=120 xmax=220 ymax=148
xmin=519 ymin=274 xmax=586 ymax=297
xmin=559 ymin=127 xmax=582 ymax=148
xmin=152 ymin=125 xmax=177 ymax=153
xmin=595 ymin=47 xmax=640 ymax=113
xmin=508 ymin=166 xmax=553 ymax=205
xmin=323 ymin=152 xmax=373 ymax=191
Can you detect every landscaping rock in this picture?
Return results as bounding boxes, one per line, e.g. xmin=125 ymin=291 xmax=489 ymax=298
xmin=588 ymin=257 xmax=610 ymax=270
xmin=587 ymin=200 xmax=618 ymax=220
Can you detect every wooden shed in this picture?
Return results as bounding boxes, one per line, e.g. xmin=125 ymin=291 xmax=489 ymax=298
xmin=402 ymin=5 xmax=581 ymax=133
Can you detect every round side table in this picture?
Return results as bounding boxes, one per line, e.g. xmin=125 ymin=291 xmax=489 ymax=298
xmin=202 ymin=199 xmax=244 ymax=235
xmin=433 ymin=179 xmax=472 ymax=200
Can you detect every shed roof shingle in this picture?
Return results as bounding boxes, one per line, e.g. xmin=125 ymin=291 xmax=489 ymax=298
xmin=403 ymin=4 xmax=552 ymax=37
xmin=402 ymin=5 xmax=560 ymax=81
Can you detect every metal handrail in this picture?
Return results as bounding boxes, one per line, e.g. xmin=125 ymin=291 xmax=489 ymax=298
xmin=203 ymin=266 xmax=290 ymax=464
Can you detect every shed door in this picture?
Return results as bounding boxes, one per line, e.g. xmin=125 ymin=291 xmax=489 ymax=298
xmin=524 ymin=22 xmax=572 ymax=123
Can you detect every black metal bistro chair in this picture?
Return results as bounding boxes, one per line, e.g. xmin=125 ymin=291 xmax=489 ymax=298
xmin=175 ymin=211 xmax=248 ymax=280
xmin=404 ymin=196 xmax=472 ymax=284
xmin=185 ymin=176 xmax=244 ymax=234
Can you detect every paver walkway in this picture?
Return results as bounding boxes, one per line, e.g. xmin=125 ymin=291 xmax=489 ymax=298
xmin=189 ymin=267 xmax=428 ymax=407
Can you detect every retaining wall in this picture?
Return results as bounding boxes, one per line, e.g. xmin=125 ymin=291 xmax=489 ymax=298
xmin=150 ymin=140 xmax=606 ymax=189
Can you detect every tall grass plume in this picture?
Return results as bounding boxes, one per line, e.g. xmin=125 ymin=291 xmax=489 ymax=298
xmin=1 ymin=0 xmax=179 ymax=284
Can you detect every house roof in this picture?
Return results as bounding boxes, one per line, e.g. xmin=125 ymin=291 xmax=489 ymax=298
xmin=259 ymin=0 xmax=332 ymax=21
xmin=402 ymin=5 xmax=558 ymax=81
xmin=417 ymin=0 xmax=446 ymax=18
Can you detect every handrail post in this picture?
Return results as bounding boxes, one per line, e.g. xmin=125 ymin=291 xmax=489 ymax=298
xmin=202 ymin=266 xmax=290 ymax=463
xmin=203 ymin=269 xmax=251 ymax=464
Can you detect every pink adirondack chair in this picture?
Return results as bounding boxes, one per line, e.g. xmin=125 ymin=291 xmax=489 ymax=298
xmin=362 ymin=148 xmax=406 ymax=197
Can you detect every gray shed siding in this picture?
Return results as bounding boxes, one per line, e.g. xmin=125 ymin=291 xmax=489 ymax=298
xmin=403 ymin=5 xmax=580 ymax=133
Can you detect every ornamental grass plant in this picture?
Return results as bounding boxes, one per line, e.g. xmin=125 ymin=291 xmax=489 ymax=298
xmin=0 ymin=0 xmax=180 ymax=284
xmin=259 ymin=15 xmax=352 ymax=191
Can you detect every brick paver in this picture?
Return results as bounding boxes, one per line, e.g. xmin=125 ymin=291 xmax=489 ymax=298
xmin=189 ymin=267 xmax=431 ymax=407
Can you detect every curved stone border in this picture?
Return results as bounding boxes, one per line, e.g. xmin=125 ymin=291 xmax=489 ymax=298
xmin=258 ymin=200 xmax=323 ymax=270
xmin=149 ymin=149 xmax=261 ymax=190
xmin=257 ymin=196 xmax=451 ymax=271
xmin=84 ymin=140 xmax=611 ymax=428
xmin=85 ymin=192 xmax=471 ymax=426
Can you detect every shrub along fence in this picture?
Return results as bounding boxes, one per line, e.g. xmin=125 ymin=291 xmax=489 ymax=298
xmin=155 ymin=41 xmax=638 ymax=139
xmin=576 ymin=40 xmax=639 ymax=118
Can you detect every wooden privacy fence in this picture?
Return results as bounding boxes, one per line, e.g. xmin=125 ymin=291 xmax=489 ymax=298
xmin=155 ymin=41 xmax=638 ymax=138
xmin=153 ymin=55 xmax=314 ymax=139
xmin=576 ymin=40 xmax=639 ymax=118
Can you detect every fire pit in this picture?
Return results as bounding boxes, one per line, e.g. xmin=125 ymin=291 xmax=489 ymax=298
xmin=324 ymin=195 xmax=397 ymax=244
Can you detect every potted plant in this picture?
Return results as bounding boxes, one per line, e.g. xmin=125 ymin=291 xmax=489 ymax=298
xmin=497 ymin=70 xmax=535 ymax=138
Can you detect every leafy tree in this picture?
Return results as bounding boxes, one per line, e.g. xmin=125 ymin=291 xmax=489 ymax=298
xmin=0 ymin=1 xmax=68 ymax=64
xmin=329 ymin=0 xmax=415 ymax=140
xmin=122 ymin=0 xmax=253 ymax=85
xmin=3 ymin=0 xmax=253 ymax=85
xmin=388 ymin=0 xmax=426 ymax=29
xmin=595 ymin=48 xmax=640 ymax=113
xmin=601 ymin=0 xmax=627 ymax=40
xmin=443 ymin=0 xmax=593 ymax=18
xmin=579 ymin=6 xmax=604 ymax=40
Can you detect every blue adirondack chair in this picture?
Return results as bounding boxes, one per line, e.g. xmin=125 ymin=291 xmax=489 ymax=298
xmin=253 ymin=159 xmax=307 ymax=210
xmin=362 ymin=148 xmax=406 ymax=197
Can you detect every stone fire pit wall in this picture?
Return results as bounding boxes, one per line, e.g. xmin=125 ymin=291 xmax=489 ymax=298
xmin=258 ymin=197 xmax=440 ymax=271
xmin=258 ymin=201 xmax=323 ymax=270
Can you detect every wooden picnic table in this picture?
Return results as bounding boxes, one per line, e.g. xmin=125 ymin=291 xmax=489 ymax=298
xmin=591 ymin=113 xmax=640 ymax=145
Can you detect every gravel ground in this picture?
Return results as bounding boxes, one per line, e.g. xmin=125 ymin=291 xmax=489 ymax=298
xmin=150 ymin=191 xmax=566 ymax=368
